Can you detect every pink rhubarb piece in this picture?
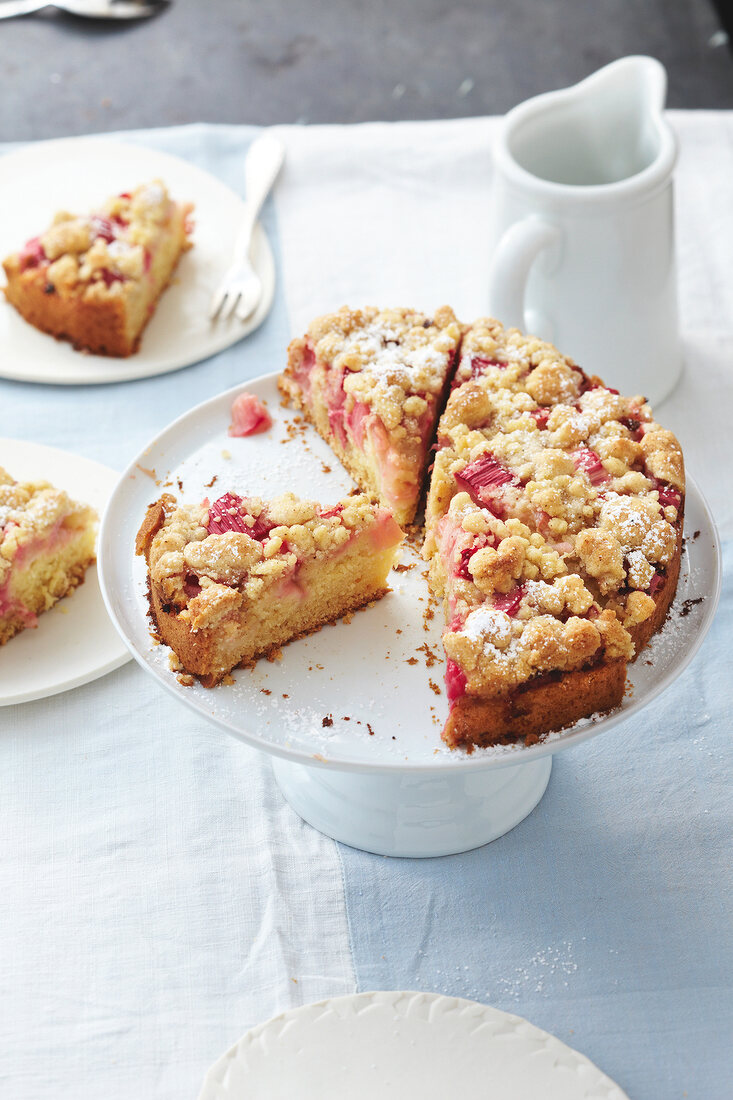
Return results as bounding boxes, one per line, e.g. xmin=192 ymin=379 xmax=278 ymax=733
xmin=229 ymin=392 xmax=273 ymax=437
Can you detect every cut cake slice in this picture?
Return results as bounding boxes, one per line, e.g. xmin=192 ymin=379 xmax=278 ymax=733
xmin=136 ymin=489 xmax=404 ymax=686
xmin=0 ymin=466 xmax=97 ymax=645
xmin=278 ymin=306 xmax=462 ymax=526
xmin=3 ymin=180 xmax=193 ymax=357
xmin=424 ymin=318 xmax=685 ymax=749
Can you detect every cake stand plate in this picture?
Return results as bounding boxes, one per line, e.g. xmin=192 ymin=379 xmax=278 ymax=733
xmin=98 ymin=373 xmax=721 ymax=856
xmin=198 ymin=991 xmax=629 ymax=1099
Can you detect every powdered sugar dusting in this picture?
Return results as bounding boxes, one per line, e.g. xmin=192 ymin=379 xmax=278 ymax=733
xmin=491 ymin=940 xmax=581 ymax=1001
xmin=462 ymin=606 xmax=512 ymax=647
xmin=107 ymin=240 xmax=134 ymax=258
xmin=350 ymin=323 xmax=446 ymax=385
xmin=138 ymin=182 xmax=165 ymax=208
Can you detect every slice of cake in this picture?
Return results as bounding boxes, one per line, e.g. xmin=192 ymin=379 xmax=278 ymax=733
xmin=424 ymin=319 xmax=684 ymax=749
xmin=3 ymin=180 xmax=193 ymax=357
xmin=0 ymin=467 xmax=97 ymax=645
xmin=278 ymin=306 xmax=462 ymax=526
xmin=136 ymin=489 xmax=404 ymax=686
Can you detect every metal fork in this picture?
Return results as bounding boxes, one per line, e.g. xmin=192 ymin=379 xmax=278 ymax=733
xmin=0 ymin=0 xmax=166 ymax=19
xmin=210 ymin=133 xmax=285 ymax=324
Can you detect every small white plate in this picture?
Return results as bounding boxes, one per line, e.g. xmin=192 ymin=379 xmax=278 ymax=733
xmin=0 ymin=137 xmax=275 ymax=385
xmin=0 ymin=439 xmax=130 ymax=705
xmin=198 ymin=991 xmax=629 ymax=1099
xmin=99 ymin=372 xmax=721 ymax=774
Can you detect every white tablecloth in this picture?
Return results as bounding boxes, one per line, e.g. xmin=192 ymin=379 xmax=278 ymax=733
xmin=1 ymin=113 xmax=731 ymax=1099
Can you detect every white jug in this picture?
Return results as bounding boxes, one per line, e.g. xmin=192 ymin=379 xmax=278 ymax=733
xmin=488 ymin=56 xmax=680 ymax=405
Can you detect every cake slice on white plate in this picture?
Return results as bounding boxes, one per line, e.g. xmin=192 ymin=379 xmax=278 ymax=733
xmin=3 ymin=180 xmax=193 ymax=357
xmin=0 ymin=466 xmax=97 ymax=645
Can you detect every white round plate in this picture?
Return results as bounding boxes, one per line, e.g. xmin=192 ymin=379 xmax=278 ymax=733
xmin=0 ymin=138 xmax=275 ymax=385
xmin=99 ymin=372 xmax=720 ymax=774
xmin=0 ymin=439 xmax=131 ymax=705
xmin=198 ymin=991 xmax=629 ymax=1099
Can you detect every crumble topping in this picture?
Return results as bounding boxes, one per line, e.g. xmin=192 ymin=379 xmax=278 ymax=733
xmin=0 ymin=466 xmax=95 ymax=586
xmin=139 ymin=490 xmax=395 ymax=631
xmin=307 ymin=305 xmax=459 ymax=388
xmin=462 ymin=606 xmax=513 ymax=647
xmin=445 ymin=598 xmax=634 ymax=698
xmin=12 ymin=180 xmax=189 ymax=302
xmin=281 ymin=305 xmax=461 ymax=459
xmin=425 ymin=317 xmax=685 ymax=699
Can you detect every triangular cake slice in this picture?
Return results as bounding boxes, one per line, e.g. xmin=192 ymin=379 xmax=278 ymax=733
xmin=136 ymin=489 xmax=404 ymax=686
xmin=424 ymin=319 xmax=685 ymax=749
xmin=278 ymin=306 xmax=462 ymax=526
xmin=0 ymin=467 xmax=96 ymax=645
xmin=3 ymin=180 xmax=192 ymax=358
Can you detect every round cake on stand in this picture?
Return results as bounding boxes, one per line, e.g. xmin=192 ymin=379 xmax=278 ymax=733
xmin=99 ymin=376 xmax=721 ymax=857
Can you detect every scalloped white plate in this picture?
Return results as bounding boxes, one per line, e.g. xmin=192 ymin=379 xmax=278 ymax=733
xmin=198 ymin=991 xmax=629 ymax=1099
xmin=0 ymin=439 xmax=130 ymax=705
xmin=0 ymin=138 xmax=275 ymax=385
xmin=99 ymin=372 xmax=721 ymax=775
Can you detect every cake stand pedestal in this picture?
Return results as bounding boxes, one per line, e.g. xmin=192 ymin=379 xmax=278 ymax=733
xmin=272 ymin=754 xmax=552 ymax=857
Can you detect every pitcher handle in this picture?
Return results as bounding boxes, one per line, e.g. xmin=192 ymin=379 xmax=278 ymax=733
xmin=488 ymin=216 xmax=561 ymax=331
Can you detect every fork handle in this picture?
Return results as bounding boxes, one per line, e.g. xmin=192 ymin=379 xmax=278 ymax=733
xmin=235 ymin=133 xmax=285 ymax=258
xmin=0 ymin=0 xmax=51 ymax=16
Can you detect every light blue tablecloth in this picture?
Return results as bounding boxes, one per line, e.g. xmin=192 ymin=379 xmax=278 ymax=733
xmin=1 ymin=122 xmax=731 ymax=1100
xmin=341 ymin=546 xmax=733 ymax=1098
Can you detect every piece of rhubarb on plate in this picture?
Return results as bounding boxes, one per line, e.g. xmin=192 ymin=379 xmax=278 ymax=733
xmin=0 ymin=467 xmax=97 ymax=645
xmin=2 ymin=180 xmax=193 ymax=358
xmin=228 ymin=392 xmax=273 ymax=437
xmin=278 ymin=306 xmax=462 ymax=526
xmin=135 ymin=489 xmax=404 ymax=686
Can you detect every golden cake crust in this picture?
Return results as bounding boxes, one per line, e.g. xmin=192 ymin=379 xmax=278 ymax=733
xmin=443 ymin=657 xmax=628 ymax=750
xmin=146 ymin=571 xmax=389 ymax=688
xmin=4 ymin=265 xmax=134 ymax=357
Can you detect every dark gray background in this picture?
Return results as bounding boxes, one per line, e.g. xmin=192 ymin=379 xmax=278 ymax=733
xmin=0 ymin=0 xmax=731 ymax=140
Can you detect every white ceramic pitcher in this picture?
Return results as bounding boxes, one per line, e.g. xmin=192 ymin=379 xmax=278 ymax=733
xmin=488 ymin=56 xmax=680 ymax=405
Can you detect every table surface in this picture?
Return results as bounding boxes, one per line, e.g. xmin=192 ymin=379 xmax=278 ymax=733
xmin=1 ymin=0 xmax=732 ymax=140
xmin=1 ymin=3 xmax=732 ymax=1093
xmin=0 ymin=113 xmax=731 ymax=1100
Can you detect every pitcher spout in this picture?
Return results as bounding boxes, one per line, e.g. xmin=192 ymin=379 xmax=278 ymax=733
xmin=498 ymin=55 xmax=677 ymax=195
xmin=604 ymin=54 xmax=669 ymax=116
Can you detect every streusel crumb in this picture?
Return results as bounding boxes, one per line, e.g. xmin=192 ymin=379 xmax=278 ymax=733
xmin=425 ymin=316 xmax=684 ymax=710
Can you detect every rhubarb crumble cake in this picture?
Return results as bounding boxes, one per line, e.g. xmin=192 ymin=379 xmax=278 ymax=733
xmin=278 ymin=306 xmax=462 ymax=525
xmin=424 ymin=318 xmax=685 ymax=748
xmin=0 ymin=467 xmax=97 ymax=645
xmin=136 ymin=490 xmax=404 ymax=686
xmin=3 ymin=180 xmax=193 ymax=357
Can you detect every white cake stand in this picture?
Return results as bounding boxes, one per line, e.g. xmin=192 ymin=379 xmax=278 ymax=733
xmin=99 ymin=374 xmax=721 ymax=857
